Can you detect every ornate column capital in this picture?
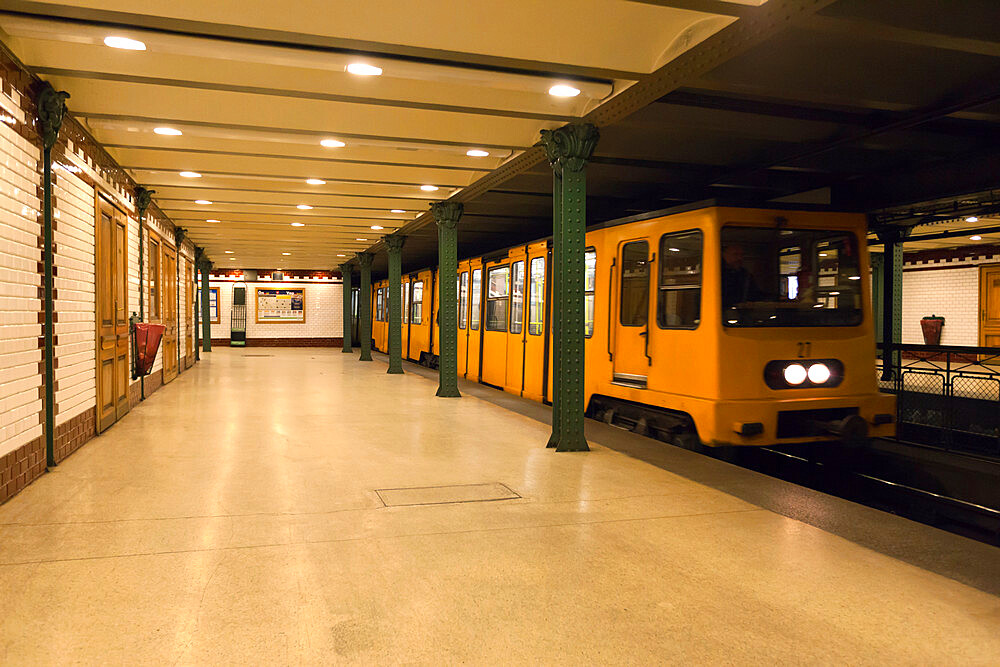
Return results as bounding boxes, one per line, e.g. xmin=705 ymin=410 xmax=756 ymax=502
xmin=197 ymin=257 xmax=213 ymax=271
xmin=384 ymin=233 xmax=406 ymax=252
xmin=539 ymin=123 xmax=599 ymax=174
xmin=356 ymin=251 xmax=374 ymax=269
xmin=875 ymin=226 xmax=911 ymax=245
xmin=431 ymin=201 xmax=464 ymax=230
xmin=174 ymin=227 xmax=187 ymax=247
xmin=37 ymin=83 xmax=70 ymax=151
xmin=338 ymin=262 xmax=353 ymax=274
xmin=135 ymin=187 xmax=155 ymax=218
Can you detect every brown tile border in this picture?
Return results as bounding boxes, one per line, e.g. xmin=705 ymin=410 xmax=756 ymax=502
xmin=0 ymin=434 xmax=45 ymax=505
xmin=53 ymin=407 xmax=96 ymax=464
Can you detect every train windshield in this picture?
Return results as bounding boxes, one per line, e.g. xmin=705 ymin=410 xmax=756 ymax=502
xmin=721 ymin=226 xmax=863 ymax=328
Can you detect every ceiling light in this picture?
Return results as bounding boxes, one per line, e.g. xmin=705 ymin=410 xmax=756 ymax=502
xmin=370 ymin=225 xmax=384 ymax=231
xmin=206 ymin=219 xmax=220 ymax=223
xmin=195 ymin=199 xmax=212 ymax=205
xmin=390 ymin=209 xmax=406 ymax=214
xmin=296 ymin=204 xmax=313 ymax=210
xmin=282 ymin=252 xmax=291 ymax=256
xmin=970 ymin=235 xmax=983 ymax=241
xmin=224 ymin=250 xmax=234 ymax=254
xmin=466 ymin=149 xmax=489 ymax=157
xmin=548 ymin=84 xmax=581 ymax=98
xmin=967 ymin=216 xmax=980 ymax=223
xmin=420 ymin=185 xmax=439 ymax=192
xmin=320 ymin=138 xmax=346 ymax=148
xmin=229 ymin=257 xmax=236 ymax=260
xmin=337 ymin=254 xmax=346 ymax=257
xmin=306 ymin=178 xmax=326 ymax=185
xmin=346 ymin=63 xmax=382 ymax=76
xmin=179 ymin=171 xmax=201 ymax=178
xmin=104 ymin=36 xmax=146 ymax=51
xmin=154 ymin=127 xmax=182 ymax=136
xmin=291 ymin=222 xmax=305 ymax=227
xmin=356 ymin=238 xmax=368 ymax=241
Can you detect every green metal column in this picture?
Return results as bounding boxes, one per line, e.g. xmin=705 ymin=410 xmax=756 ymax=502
xmin=199 ymin=258 xmax=212 ymax=352
xmin=340 ymin=262 xmax=353 ymax=353
xmin=870 ymin=251 xmax=883 ymax=344
xmin=541 ymin=139 xmax=563 ymax=447
xmin=540 ymin=123 xmax=599 ymax=452
xmin=385 ymin=234 xmax=406 ymax=374
xmin=174 ymin=227 xmax=186 ymax=369
xmin=431 ymin=202 xmax=463 ymax=397
xmin=38 ymin=83 xmax=69 ymax=468
xmin=135 ymin=188 xmax=154 ymax=397
xmin=876 ymin=228 xmax=906 ymax=381
xmin=357 ymin=252 xmax=373 ymax=361
xmin=193 ymin=246 xmax=202 ymax=361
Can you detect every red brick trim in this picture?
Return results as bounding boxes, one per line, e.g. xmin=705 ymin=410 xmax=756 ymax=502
xmin=53 ymin=407 xmax=96 ymax=464
xmin=0 ymin=435 xmax=45 ymax=505
xmin=211 ymin=337 xmax=343 ymax=347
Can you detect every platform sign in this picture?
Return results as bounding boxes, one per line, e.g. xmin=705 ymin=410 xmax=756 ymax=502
xmin=196 ymin=286 xmax=220 ymax=323
xmin=256 ymin=287 xmax=306 ymax=323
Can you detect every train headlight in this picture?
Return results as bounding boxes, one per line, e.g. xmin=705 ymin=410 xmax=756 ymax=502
xmin=808 ymin=363 xmax=831 ymax=384
xmin=783 ymin=364 xmax=808 ymax=385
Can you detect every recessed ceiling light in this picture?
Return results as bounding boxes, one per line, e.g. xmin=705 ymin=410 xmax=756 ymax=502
xmin=296 ymin=204 xmax=313 ymax=210
xmin=370 ymin=225 xmax=384 ymax=230
xmin=224 ymin=250 xmax=234 ymax=254
xmin=420 ymin=185 xmax=439 ymax=192
xmin=179 ymin=171 xmax=201 ymax=178
xmin=390 ymin=209 xmax=405 ymax=214
xmin=206 ymin=218 xmax=220 ymax=223
xmin=104 ymin=36 xmax=146 ymax=51
xmin=970 ymin=235 xmax=983 ymax=241
xmin=195 ymin=199 xmax=212 ymax=205
xmin=346 ymin=63 xmax=382 ymax=76
xmin=282 ymin=252 xmax=291 ymax=256
xmin=466 ymin=149 xmax=489 ymax=157
xmin=229 ymin=257 xmax=236 ymax=260
xmin=356 ymin=238 xmax=368 ymax=241
xmin=154 ymin=127 xmax=182 ymax=136
xmin=320 ymin=139 xmax=346 ymax=148
xmin=548 ymin=84 xmax=581 ymax=98
xmin=967 ymin=216 xmax=980 ymax=223
xmin=291 ymin=222 xmax=305 ymax=227
xmin=306 ymin=178 xmax=326 ymax=185
xmin=336 ymin=254 xmax=346 ymax=257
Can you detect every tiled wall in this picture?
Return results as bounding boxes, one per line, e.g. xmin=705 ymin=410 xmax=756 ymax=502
xmin=902 ymin=266 xmax=980 ymax=346
xmin=0 ymin=88 xmax=42 ymax=460
xmin=209 ymin=279 xmax=343 ymax=341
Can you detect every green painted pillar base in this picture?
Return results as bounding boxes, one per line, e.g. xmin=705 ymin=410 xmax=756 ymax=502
xmin=432 ymin=202 xmax=463 ymax=398
xmin=541 ymin=124 xmax=598 ymax=452
xmin=357 ymin=252 xmax=373 ymax=362
xmin=340 ymin=262 xmax=353 ymax=353
xmin=385 ymin=234 xmax=406 ymax=374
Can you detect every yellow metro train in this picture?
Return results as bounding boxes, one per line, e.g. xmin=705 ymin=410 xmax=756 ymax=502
xmin=371 ymin=204 xmax=896 ymax=447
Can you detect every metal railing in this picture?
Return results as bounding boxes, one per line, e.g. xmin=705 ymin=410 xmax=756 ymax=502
xmin=877 ymin=343 xmax=1000 ymax=457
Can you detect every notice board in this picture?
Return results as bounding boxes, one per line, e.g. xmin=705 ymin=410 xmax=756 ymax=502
xmin=255 ymin=287 xmax=306 ymax=323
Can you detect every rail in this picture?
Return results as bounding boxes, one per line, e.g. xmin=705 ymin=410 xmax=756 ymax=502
xmin=876 ymin=342 xmax=1000 ymax=457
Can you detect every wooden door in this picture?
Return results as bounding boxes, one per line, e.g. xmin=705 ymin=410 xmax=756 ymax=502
xmin=185 ymin=259 xmax=194 ymax=363
xmin=162 ymin=245 xmax=178 ymax=383
xmin=96 ymin=197 xmax=129 ymax=432
xmin=980 ymin=265 xmax=1000 ymax=350
xmin=612 ymin=238 xmax=652 ymax=387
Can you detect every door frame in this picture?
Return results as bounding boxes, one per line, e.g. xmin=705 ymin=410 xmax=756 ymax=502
xmin=93 ymin=192 xmax=130 ymax=432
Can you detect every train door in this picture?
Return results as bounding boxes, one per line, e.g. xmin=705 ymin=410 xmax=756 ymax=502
xmin=408 ymin=275 xmax=426 ymax=361
xmin=457 ymin=262 xmax=470 ymax=376
xmin=401 ymin=278 xmax=410 ymax=358
xmin=481 ymin=259 xmax=510 ymax=387
xmin=505 ymin=250 xmax=527 ymax=395
xmin=466 ymin=260 xmax=484 ymax=381
xmin=431 ymin=269 xmax=440 ymax=359
xmin=612 ymin=238 xmax=652 ymax=387
xmin=522 ymin=244 xmax=547 ymax=401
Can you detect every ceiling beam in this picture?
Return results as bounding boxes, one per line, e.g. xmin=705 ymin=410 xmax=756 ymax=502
xmin=624 ymin=1 xmax=754 ymax=18
xmin=801 ymin=14 xmax=1000 ymax=59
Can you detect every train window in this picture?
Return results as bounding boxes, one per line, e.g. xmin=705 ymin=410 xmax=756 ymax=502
xmin=721 ymin=226 xmax=863 ymax=327
xmin=658 ymin=230 xmax=702 ymax=329
xmin=402 ymin=282 xmax=409 ymax=324
xmin=510 ymin=261 xmax=525 ymax=334
xmin=585 ymin=249 xmax=597 ymax=337
xmin=486 ymin=265 xmax=510 ymax=332
xmin=459 ymin=271 xmax=468 ymax=329
xmin=619 ymin=242 xmax=648 ymax=327
xmin=470 ymin=269 xmax=482 ymax=330
xmin=528 ymin=257 xmax=545 ymax=336
xmin=376 ymin=288 xmax=383 ymax=321
xmin=411 ymin=281 xmax=423 ymax=324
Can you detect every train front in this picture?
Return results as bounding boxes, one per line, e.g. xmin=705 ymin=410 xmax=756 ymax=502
xmin=705 ymin=216 xmax=896 ymax=447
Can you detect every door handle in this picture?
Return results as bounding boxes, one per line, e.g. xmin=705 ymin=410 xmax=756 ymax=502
xmin=607 ymin=257 xmax=616 ymax=361
xmin=639 ymin=326 xmax=652 ymax=365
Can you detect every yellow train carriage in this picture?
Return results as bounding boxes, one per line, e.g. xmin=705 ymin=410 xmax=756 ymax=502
xmin=371 ymin=279 xmax=389 ymax=352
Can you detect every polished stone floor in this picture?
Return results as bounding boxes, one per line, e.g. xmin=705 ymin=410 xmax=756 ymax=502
xmin=1 ymin=348 xmax=998 ymax=664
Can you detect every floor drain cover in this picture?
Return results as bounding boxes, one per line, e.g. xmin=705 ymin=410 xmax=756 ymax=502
xmin=376 ymin=482 xmax=519 ymax=507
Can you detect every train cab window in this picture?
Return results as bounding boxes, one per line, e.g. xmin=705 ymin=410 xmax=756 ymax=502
xmin=486 ymin=265 xmax=510 ymax=332
xmin=658 ymin=231 xmax=702 ymax=329
xmin=585 ymin=249 xmax=597 ymax=337
xmin=619 ymin=242 xmax=647 ymax=327
xmin=402 ymin=282 xmax=409 ymax=324
xmin=459 ymin=271 xmax=468 ymax=329
xmin=721 ymin=226 xmax=863 ymax=327
xmin=510 ymin=261 xmax=525 ymax=334
xmin=411 ymin=281 xmax=423 ymax=324
xmin=528 ymin=257 xmax=545 ymax=336
xmin=470 ymin=269 xmax=482 ymax=330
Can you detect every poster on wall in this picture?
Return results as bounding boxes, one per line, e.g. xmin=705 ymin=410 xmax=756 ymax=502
xmin=197 ymin=286 xmax=220 ymax=323
xmin=256 ymin=287 xmax=306 ymax=323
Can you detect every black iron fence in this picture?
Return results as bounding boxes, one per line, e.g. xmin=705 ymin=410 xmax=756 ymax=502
xmin=877 ymin=343 xmax=1000 ymax=457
